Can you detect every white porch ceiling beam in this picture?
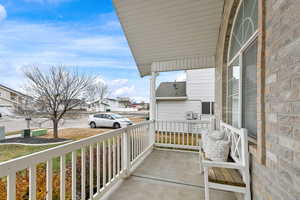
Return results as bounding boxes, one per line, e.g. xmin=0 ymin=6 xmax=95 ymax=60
xmin=151 ymin=55 xmax=215 ymax=73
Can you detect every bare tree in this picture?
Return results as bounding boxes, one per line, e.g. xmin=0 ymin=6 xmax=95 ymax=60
xmin=85 ymin=80 xmax=109 ymax=103
xmin=24 ymin=65 xmax=94 ymax=138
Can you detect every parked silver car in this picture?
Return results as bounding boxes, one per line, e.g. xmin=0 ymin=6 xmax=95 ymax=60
xmin=88 ymin=113 xmax=133 ymax=129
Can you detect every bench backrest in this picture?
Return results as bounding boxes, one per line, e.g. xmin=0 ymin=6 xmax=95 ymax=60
xmin=220 ymin=121 xmax=249 ymax=167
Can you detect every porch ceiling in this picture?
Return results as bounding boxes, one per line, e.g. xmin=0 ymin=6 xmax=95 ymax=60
xmin=113 ymin=0 xmax=224 ymax=77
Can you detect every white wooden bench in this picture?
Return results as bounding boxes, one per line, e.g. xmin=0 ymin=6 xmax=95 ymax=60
xmin=200 ymin=121 xmax=251 ymax=200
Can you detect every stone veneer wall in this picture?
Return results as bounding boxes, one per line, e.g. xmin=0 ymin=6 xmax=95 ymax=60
xmin=215 ymin=0 xmax=300 ymax=199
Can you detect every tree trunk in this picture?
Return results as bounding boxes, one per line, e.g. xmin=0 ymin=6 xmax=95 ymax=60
xmin=53 ymin=119 xmax=59 ymax=138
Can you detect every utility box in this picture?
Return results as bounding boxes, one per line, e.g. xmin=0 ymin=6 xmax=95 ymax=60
xmin=31 ymin=129 xmax=48 ymax=137
xmin=186 ymin=111 xmax=194 ymax=120
xmin=23 ymin=129 xmax=31 ymax=138
xmin=0 ymin=126 xmax=5 ymax=140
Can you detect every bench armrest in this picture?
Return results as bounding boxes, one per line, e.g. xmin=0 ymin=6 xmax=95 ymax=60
xmin=202 ymin=159 xmax=244 ymax=170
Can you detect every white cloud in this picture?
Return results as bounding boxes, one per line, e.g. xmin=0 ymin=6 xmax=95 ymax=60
xmin=0 ymin=20 xmax=134 ymax=71
xmin=109 ymin=79 xmax=129 ymax=86
xmin=0 ymin=5 xmax=7 ymax=21
xmin=175 ymin=71 xmax=187 ymax=82
xmin=94 ymin=76 xmax=106 ymax=85
xmin=113 ymin=85 xmax=135 ymax=96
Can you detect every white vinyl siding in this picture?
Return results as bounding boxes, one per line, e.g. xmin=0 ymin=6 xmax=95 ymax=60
xmin=156 ymin=68 xmax=215 ymax=121
xmin=186 ymin=68 xmax=215 ymax=101
xmin=156 ymin=101 xmax=202 ymax=121
xmin=0 ymin=88 xmax=11 ymax=100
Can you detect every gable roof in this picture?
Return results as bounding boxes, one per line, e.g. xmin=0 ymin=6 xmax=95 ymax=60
xmin=0 ymin=84 xmax=26 ymax=97
xmin=156 ymin=82 xmax=186 ymax=98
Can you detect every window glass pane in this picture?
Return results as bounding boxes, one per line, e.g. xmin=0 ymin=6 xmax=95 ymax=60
xmin=227 ymin=58 xmax=240 ymax=127
xmin=242 ymin=40 xmax=258 ymax=138
xmin=229 ymin=0 xmax=258 ymax=61
xmin=202 ymin=102 xmax=211 ymax=115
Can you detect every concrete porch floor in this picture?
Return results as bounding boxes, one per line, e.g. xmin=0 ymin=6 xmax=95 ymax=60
xmin=107 ymin=149 xmax=236 ymax=200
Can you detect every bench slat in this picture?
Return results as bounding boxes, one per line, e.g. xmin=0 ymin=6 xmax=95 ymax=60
xmin=208 ymin=167 xmax=246 ymax=187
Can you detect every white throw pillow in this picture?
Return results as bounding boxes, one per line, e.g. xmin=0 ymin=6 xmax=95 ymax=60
xmin=205 ymin=136 xmax=230 ymax=162
xmin=208 ymin=130 xmax=225 ymax=141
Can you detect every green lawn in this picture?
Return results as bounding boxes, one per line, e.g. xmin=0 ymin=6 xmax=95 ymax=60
xmin=0 ymin=144 xmax=59 ymax=163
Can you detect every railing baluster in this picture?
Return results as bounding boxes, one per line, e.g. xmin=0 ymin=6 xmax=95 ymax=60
xmin=138 ymin=126 xmax=142 ymax=154
xmin=108 ymin=139 xmax=112 ymax=182
xmin=137 ymin=127 xmax=139 ymax=154
xmin=163 ymin=121 xmax=166 ymax=144
xmin=130 ymin=130 xmax=134 ymax=162
xmin=46 ymin=160 xmax=52 ymax=200
xmin=72 ymin=151 xmax=77 ymax=200
xmin=133 ymin=129 xmax=136 ymax=159
xmin=81 ymin=147 xmax=86 ymax=200
xmin=113 ymin=137 xmax=116 ymax=179
xmin=60 ymin=155 xmax=66 ymax=200
xmin=89 ymin=145 xmax=94 ymax=199
xmin=97 ymin=143 xmax=100 ymax=192
xmin=29 ymin=166 xmax=36 ymax=200
xmin=135 ymin=128 xmax=138 ymax=157
xmin=103 ymin=140 xmax=107 ymax=188
xmin=7 ymin=172 xmax=16 ymax=200
xmin=117 ymin=135 xmax=120 ymax=175
xmin=161 ymin=121 xmax=164 ymax=144
xmin=142 ymin=126 xmax=145 ymax=151
xmin=157 ymin=121 xmax=160 ymax=143
xmin=167 ymin=121 xmax=170 ymax=144
xmin=172 ymin=121 xmax=175 ymax=144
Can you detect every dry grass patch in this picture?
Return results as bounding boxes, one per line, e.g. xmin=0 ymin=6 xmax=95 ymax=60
xmin=129 ymin=117 xmax=146 ymax=124
xmin=42 ymin=128 xmax=111 ymax=140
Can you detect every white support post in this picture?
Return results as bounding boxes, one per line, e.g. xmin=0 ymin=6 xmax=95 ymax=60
xmin=210 ymin=116 xmax=216 ymax=132
xmin=149 ymin=71 xmax=158 ymax=146
xmin=122 ymin=130 xmax=131 ymax=177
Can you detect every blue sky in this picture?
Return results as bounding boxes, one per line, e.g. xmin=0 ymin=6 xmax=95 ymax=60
xmin=0 ymin=0 xmax=185 ymax=102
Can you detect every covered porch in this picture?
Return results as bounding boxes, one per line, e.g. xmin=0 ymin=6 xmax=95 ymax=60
xmin=0 ymin=0 xmax=244 ymax=199
xmin=0 ymin=119 xmax=238 ymax=200
xmin=108 ymin=149 xmax=235 ymax=200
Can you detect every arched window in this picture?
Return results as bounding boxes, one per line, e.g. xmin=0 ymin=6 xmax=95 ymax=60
xmin=227 ymin=0 xmax=258 ymax=139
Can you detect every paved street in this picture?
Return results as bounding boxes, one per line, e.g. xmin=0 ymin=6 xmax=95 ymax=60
xmin=0 ymin=112 xmax=147 ymax=134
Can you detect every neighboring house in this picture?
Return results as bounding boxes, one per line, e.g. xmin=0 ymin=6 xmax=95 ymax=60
xmin=0 ymin=84 xmax=28 ymax=115
xmin=103 ymin=98 xmax=121 ymax=111
xmin=69 ymin=99 xmax=89 ymax=111
xmin=87 ymin=99 xmax=110 ymax=112
xmin=88 ymin=97 xmax=138 ymax=112
xmin=0 ymin=84 xmax=26 ymax=107
xmin=131 ymin=102 xmax=149 ymax=110
xmin=156 ymin=68 xmax=215 ymax=121
xmin=117 ymin=97 xmax=132 ymax=108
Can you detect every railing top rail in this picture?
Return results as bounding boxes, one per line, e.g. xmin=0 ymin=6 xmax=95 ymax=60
xmin=155 ymin=120 xmax=210 ymax=123
xmin=0 ymin=121 xmax=153 ymax=177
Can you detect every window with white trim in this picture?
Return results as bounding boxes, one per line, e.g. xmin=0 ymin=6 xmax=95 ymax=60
xmin=227 ymin=0 xmax=258 ymax=139
xmin=201 ymin=102 xmax=214 ymax=115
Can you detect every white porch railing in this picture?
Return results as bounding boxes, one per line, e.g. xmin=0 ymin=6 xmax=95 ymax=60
xmin=155 ymin=120 xmax=211 ymax=150
xmin=0 ymin=119 xmax=212 ymax=200
xmin=0 ymin=121 xmax=153 ymax=200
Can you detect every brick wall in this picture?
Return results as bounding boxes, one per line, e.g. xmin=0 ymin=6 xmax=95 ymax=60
xmin=215 ymin=0 xmax=300 ymax=199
